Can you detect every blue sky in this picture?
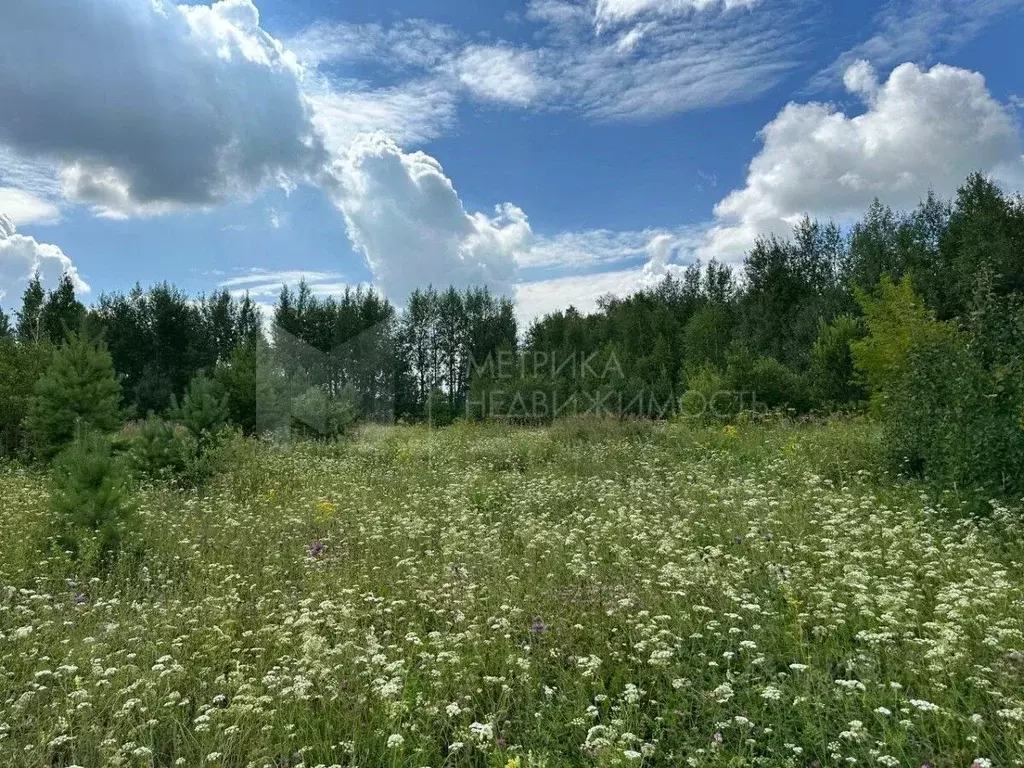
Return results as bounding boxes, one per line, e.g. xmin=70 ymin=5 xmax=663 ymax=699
xmin=1 ymin=0 xmax=1023 ymax=325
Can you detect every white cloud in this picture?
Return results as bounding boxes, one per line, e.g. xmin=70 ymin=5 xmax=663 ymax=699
xmin=307 ymin=79 xmax=457 ymax=155
xmin=286 ymin=19 xmax=456 ymax=70
xmin=516 ymin=268 xmax=642 ymax=326
xmin=529 ymin=1 xmax=800 ymax=121
xmin=0 ymin=0 xmax=325 ymax=218
xmin=455 ymin=46 xmax=546 ymax=106
xmin=0 ymin=214 xmax=88 ymax=307
xmin=515 ymin=229 xmax=697 ymax=325
xmin=515 ymin=246 xmax=685 ymax=326
xmin=595 ymin=0 xmax=763 ymax=27
xmin=0 ymin=188 xmax=60 ymax=227
xmin=703 ymin=61 xmax=1024 ymax=261
xmin=518 ymin=227 xmax=704 ymax=270
xmin=288 ymin=0 xmax=801 ymax=125
xmin=328 ymin=133 xmax=528 ymax=302
xmin=812 ymin=0 xmax=1024 ymax=90
xmin=219 ymin=269 xmax=353 ymax=299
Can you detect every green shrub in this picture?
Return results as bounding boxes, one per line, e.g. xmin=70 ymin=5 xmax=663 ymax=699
xmin=883 ymin=289 xmax=1024 ymax=497
xmin=215 ymin=342 xmax=288 ymax=436
xmin=424 ymin=388 xmax=456 ymax=427
xmin=678 ymin=364 xmax=734 ymax=420
xmin=548 ymin=413 xmax=654 ymax=443
xmin=50 ymin=430 xmax=133 ymax=570
xmin=809 ymin=315 xmax=867 ymax=409
xmin=729 ymin=352 xmax=810 ymax=413
xmin=0 ymin=339 xmax=51 ymax=457
xmin=851 ymin=276 xmax=955 ymax=415
xmin=127 ymin=416 xmax=196 ymax=480
xmin=171 ymin=373 xmax=229 ymax=447
xmin=291 ymin=386 xmax=357 ymax=441
xmin=25 ymin=333 xmax=123 ymax=460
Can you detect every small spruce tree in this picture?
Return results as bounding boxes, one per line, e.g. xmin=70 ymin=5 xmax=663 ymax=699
xmin=51 ymin=430 xmax=133 ymax=569
xmin=171 ymin=373 xmax=229 ymax=447
xmin=26 ymin=333 xmax=123 ymax=460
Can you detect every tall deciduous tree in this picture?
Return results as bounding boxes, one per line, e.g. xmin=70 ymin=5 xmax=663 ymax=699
xmin=40 ymin=273 xmax=86 ymax=344
xmin=16 ymin=273 xmax=45 ymax=343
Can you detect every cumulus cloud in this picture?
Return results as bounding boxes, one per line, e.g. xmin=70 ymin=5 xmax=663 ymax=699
xmin=0 ymin=0 xmax=325 ymax=218
xmin=703 ymin=61 xmax=1024 ymax=261
xmin=0 ymin=215 xmax=88 ymax=307
xmin=328 ymin=134 xmax=529 ymax=301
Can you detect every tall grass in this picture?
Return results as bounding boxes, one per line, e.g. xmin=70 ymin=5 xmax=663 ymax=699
xmin=1 ymin=420 xmax=1022 ymax=767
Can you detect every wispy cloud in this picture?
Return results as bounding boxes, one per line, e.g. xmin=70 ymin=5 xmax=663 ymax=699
xmin=307 ymin=78 xmax=458 ymax=155
xmin=288 ymin=0 xmax=804 ymax=125
xmin=455 ymin=45 xmax=548 ymax=107
xmin=219 ymin=269 xmax=350 ymax=298
xmin=594 ymin=0 xmax=764 ymax=28
xmin=517 ymin=226 xmax=705 ymax=272
xmin=811 ymin=0 xmax=1024 ymax=90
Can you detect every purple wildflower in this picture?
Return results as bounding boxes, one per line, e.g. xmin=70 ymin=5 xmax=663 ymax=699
xmin=712 ymin=731 xmax=723 ymax=745
xmin=308 ymin=541 xmax=326 ymax=558
xmin=74 ymin=592 xmax=87 ymax=605
xmin=531 ymin=618 xmax=549 ymax=633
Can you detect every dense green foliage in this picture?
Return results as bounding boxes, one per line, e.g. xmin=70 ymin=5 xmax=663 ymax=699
xmin=0 ymin=337 xmax=50 ymax=455
xmin=0 ymin=171 xmax=1021 ymax=497
xmin=170 ymin=373 xmax=230 ymax=447
xmin=25 ymin=333 xmax=123 ymax=459
xmin=48 ymin=429 xmax=132 ymax=570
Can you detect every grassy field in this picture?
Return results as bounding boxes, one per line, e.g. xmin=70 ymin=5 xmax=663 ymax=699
xmin=2 ymin=419 xmax=1023 ymax=767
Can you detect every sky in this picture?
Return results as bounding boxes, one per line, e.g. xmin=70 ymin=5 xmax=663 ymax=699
xmin=1 ymin=0 xmax=1023 ymax=328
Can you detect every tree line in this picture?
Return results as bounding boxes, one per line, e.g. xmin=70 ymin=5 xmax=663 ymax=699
xmin=1 ymin=171 xmax=1022 ymax=496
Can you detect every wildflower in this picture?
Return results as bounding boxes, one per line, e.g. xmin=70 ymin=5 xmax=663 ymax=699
xmin=308 ymin=541 xmax=326 ymax=558
xmin=712 ymin=731 xmax=723 ymax=745
xmin=530 ymin=618 xmax=549 ymax=633
xmin=470 ymin=722 xmax=493 ymax=741
xmin=386 ymin=734 xmax=404 ymax=749
xmin=761 ymin=686 xmax=782 ymax=701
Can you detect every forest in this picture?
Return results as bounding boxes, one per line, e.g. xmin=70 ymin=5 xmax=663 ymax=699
xmin=1 ymin=172 xmax=1022 ymax=497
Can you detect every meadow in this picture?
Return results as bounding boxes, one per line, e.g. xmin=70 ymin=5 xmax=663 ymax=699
xmin=2 ymin=419 xmax=1023 ymax=768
